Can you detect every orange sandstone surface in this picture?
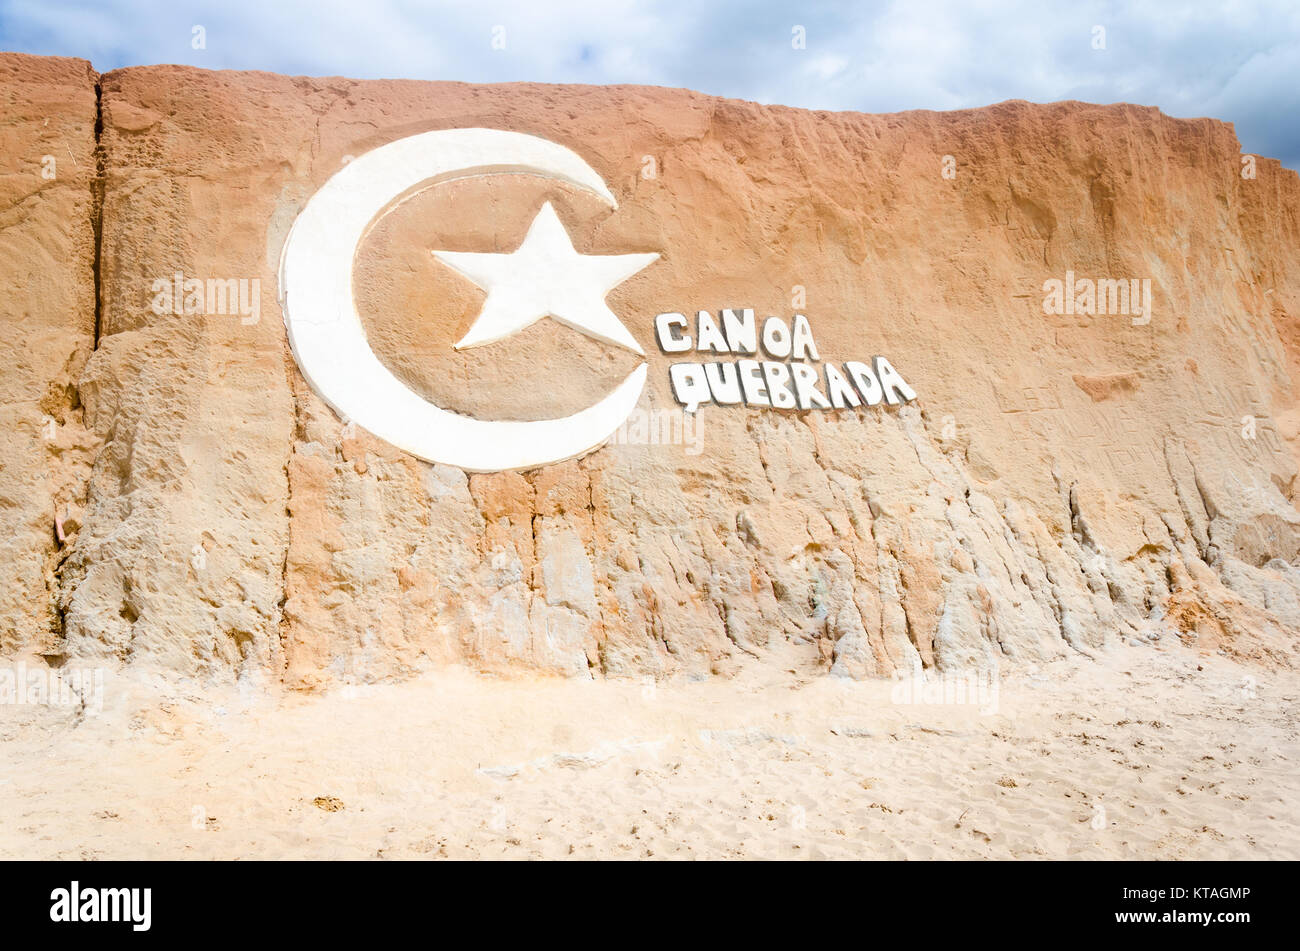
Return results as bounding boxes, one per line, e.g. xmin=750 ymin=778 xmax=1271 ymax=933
xmin=2 ymin=52 xmax=1299 ymax=687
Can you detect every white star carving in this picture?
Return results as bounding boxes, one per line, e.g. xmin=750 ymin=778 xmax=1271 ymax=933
xmin=432 ymin=202 xmax=657 ymax=355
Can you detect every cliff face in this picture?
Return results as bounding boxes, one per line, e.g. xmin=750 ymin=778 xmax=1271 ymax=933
xmin=2 ymin=52 xmax=1298 ymax=686
xmin=0 ymin=55 xmax=98 ymax=659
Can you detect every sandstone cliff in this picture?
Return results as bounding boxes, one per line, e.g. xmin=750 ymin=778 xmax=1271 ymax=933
xmin=2 ymin=52 xmax=1298 ymax=686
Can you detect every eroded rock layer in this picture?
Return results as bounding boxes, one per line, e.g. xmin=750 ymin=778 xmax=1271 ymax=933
xmin=3 ymin=53 xmax=1298 ymax=685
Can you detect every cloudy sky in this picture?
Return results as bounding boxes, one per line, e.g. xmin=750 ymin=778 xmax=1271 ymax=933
xmin=3 ymin=0 xmax=1297 ymax=168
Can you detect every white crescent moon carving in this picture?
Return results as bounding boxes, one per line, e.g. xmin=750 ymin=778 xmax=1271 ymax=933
xmin=278 ymin=128 xmax=646 ymax=472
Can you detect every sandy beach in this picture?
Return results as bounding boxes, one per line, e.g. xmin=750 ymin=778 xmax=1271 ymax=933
xmin=2 ymin=641 xmax=1296 ymax=861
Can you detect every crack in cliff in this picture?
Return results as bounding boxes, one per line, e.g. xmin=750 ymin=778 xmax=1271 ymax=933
xmin=1163 ymin=437 xmax=1214 ymax=566
xmin=46 ymin=70 xmax=106 ymax=654
xmin=582 ymin=463 xmax=612 ymax=678
xmin=274 ymin=297 xmax=307 ymax=677
xmin=90 ymin=77 xmax=105 ymax=350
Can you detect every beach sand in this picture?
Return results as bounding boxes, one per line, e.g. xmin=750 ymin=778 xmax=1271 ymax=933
xmin=1 ymin=642 xmax=1296 ymax=860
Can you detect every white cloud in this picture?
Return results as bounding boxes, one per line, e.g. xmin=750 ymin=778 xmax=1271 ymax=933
xmin=0 ymin=0 xmax=1296 ymax=167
